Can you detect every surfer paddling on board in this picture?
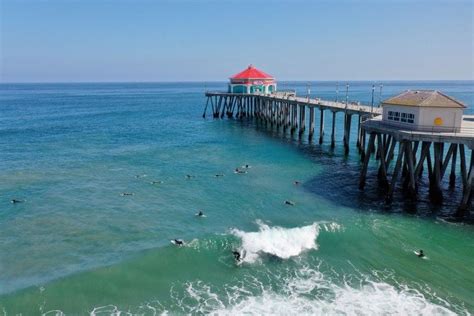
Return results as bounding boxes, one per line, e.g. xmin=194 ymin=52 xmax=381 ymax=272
xmin=415 ymin=249 xmax=425 ymax=258
xmin=234 ymin=168 xmax=247 ymax=174
xmin=171 ymin=239 xmax=184 ymax=246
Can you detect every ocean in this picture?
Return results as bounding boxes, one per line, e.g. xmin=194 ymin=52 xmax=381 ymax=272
xmin=0 ymin=81 xmax=473 ymax=315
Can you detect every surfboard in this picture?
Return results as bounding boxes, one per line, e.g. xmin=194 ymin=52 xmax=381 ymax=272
xmin=414 ymin=251 xmax=428 ymax=259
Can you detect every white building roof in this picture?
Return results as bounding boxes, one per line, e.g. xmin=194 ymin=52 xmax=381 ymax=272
xmin=382 ymin=90 xmax=466 ymax=109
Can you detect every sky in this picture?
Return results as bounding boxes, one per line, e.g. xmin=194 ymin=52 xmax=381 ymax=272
xmin=0 ymin=0 xmax=473 ymax=82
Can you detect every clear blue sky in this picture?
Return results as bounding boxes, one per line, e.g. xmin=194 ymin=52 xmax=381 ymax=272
xmin=1 ymin=0 xmax=472 ymax=82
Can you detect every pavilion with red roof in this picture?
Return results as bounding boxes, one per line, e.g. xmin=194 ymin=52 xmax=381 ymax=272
xmin=228 ymin=65 xmax=276 ymax=94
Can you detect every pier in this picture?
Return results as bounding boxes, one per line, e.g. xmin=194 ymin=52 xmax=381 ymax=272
xmin=203 ymin=91 xmax=379 ymax=154
xmin=203 ymin=91 xmax=473 ymax=213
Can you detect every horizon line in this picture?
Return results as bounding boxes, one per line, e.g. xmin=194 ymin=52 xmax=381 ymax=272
xmin=1 ymin=79 xmax=473 ymax=85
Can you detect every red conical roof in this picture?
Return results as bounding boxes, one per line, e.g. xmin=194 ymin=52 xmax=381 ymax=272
xmin=230 ymin=65 xmax=274 ymax=80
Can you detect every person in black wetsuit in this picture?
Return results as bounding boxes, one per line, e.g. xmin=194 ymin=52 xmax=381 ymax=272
xmin=232 ymin=250 xmax=241 ymax=261
xmin=173 ymin=239 xmax=184 ymax=246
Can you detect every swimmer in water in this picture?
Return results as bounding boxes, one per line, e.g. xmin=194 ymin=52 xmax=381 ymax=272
xmin=417 ymin=249 xmax=425 ymax=258
xmin=284 ymin=200 xmax=295 ymax=206
xmin=10 ymin=199 xmax=23 ymax=204
xmin=120 ymin=192 xmax=134 ymax=196
xmin=232 ymin=250 xmax=241 ymax=261
xmin=173 ymin=239 xmax=184 ymax=246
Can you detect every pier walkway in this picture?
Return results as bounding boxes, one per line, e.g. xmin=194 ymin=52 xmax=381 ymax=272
xmin=204 ymin=91 xmax=379 ymax=152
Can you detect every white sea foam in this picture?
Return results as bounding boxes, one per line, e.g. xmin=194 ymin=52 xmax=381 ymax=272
xmin=230 ymin=220 xmax=341 ymax=263
xmin=167 ymin=266 xmax=463 ymax=316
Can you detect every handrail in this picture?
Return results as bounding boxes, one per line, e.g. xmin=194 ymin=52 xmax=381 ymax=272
xmin=363 ymin=119 xmax=474 ymax=136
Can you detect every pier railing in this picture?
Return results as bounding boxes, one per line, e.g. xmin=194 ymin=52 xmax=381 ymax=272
xmin=205 ymin=91 xmax=382 ymax=116
xmin=363 ymin=118 xmax=474 ymax=137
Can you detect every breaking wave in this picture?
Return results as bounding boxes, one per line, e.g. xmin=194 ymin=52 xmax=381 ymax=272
xmin=80 ymin=264 xmax=465 ymax=316
xmin=167 ymin=264 xmax=464 ymax=316
xmin=230 ymin=220 xmax=341 ymax=263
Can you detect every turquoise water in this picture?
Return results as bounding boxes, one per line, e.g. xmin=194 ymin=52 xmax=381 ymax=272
xmin=0 ymin=82 xmax=473 ymax=315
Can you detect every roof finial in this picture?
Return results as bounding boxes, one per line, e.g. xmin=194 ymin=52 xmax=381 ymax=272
xmin=248 ymin=64 xmax=253 ymax=69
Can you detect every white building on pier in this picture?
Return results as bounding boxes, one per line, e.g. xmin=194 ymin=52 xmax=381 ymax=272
xmin=381 ymin=90 xmax=466 ymax=132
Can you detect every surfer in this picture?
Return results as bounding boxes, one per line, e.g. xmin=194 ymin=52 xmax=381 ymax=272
xmin=416 ymin=249 xmax=425 ymax=258
xmin=293 ymin=181 xmax=301 ymax=185
xmin=120 ymin=192 xmax=134 ymax=196
xmin=232 ymin=250 xmax=241 ymax=262
xmin=196 ymin=210 xmax=204 ymax=217
xmin=186 ymin=175 xmax=195 ymax=179
xmin=234 ymin=168 xmax=247 ymax=174
xmin=215 ymin=174 xmax=224 ymax=177
xmin=10 ymin=199 xmax=23 ymax=204
xmin=173 ymin=239 xmax=184 ymax=246
xmin=284 ymin=200 xmax=295 ymax=206
xmin=150 ymin=180 xmax=163 ymax=184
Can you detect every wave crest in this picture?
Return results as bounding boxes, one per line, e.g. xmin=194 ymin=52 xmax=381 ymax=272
xmin=231 ymin=220 xmax=341 ymax=263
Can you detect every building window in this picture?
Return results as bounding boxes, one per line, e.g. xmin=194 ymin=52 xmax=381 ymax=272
xmin=388 ymin=111 xmax=394 ymax=120
xmin=401 ymin=113 xmax=407 ymax=122
xmin=387 ymin=111 xmax=414 ymax=123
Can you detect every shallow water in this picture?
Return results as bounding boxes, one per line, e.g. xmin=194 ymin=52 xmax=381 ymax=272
xmin=0 ymin=81 xmax=473 ymax=314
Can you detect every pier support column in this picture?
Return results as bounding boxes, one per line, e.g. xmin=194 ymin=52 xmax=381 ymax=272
xmin=308 ymin=107 xmax=315 ymax=140
xmin=203 ymin=97 xmax=210 ymax=118
xmin=376 ymin=134 xmax=389 ymax=189
xmin=450 ymin=144 xmax=458 ymax=187
xmin=330 ymin=111 xmax=336 ymax=148
xmin=343 ymin=114 xmax=352 ymax=154
xmin=299 ymin=105 xmax=306 ymax=137
xmin=356 ymin=115 xmax=362 ymax=149
xmin=458 ymin=147 xmax=473 ymax=213
xmin=291 ymin=104 xmax=297 ymax=134
xmin=405 ymin=141 xmax=417 ymax=198
xmin=430 ymin=142 xmax=443 ymax=203
xmin=386 ymin=141 xmax=406 ymax=203
xmin=319 ymin=109 xmax=325 ymax=144
xmin=359 ymin=133 xmax=376 ymax=189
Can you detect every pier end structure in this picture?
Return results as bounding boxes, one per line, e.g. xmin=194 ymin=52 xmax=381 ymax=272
xmin=228 ymin=65 xmax=276 ymax=94
xmin=360 ymin=90 xmax=472 ymax=211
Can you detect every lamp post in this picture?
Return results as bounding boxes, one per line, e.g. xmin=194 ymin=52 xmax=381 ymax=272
xmin=379 ymin=84 xmax=384 ymax=107
xmin=306 ymin=82 xmax=311 ymax=101
xmin=336 ymin=82 xmax=339 ymax=103
xmin=345 ymin=83 xmax=349 ymax=110
xmin=371 ymin=84 xmax=375 ymax=114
